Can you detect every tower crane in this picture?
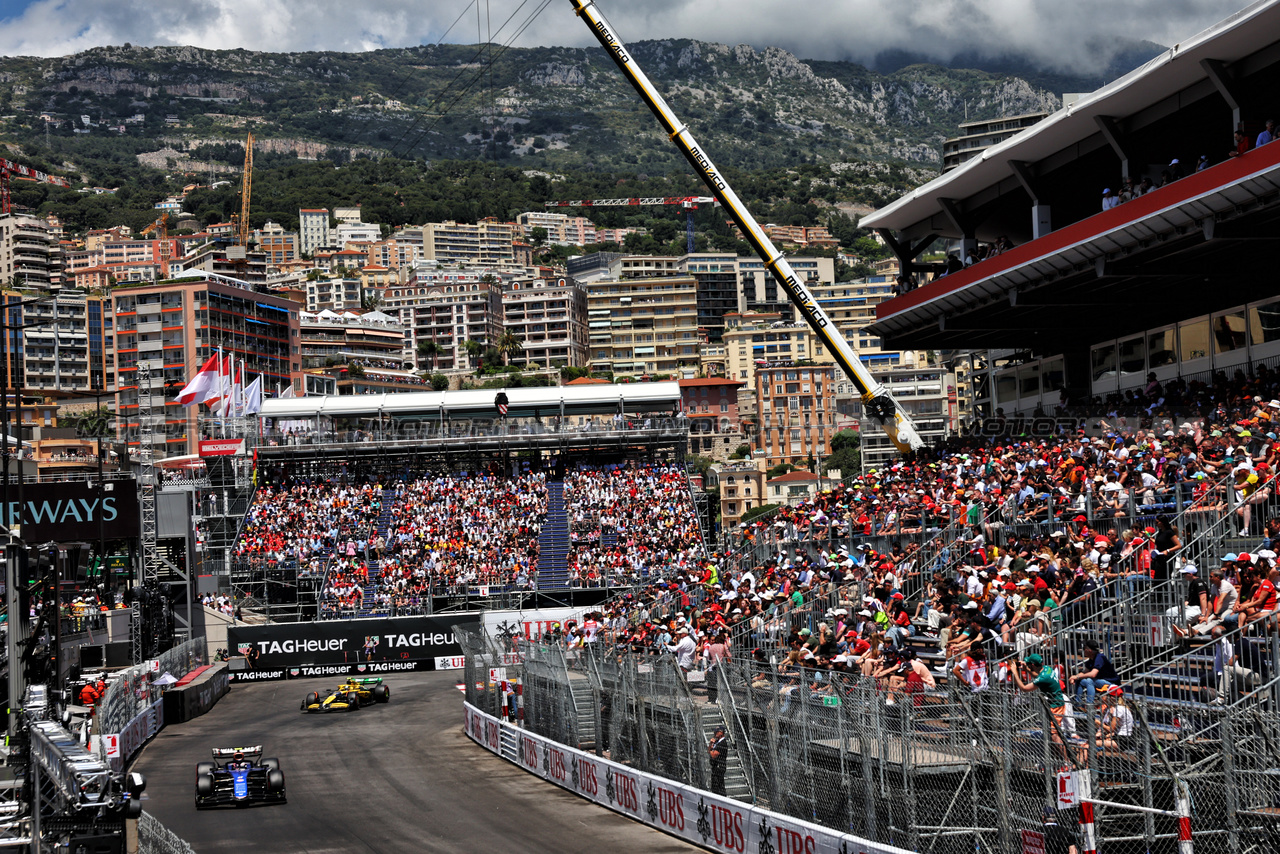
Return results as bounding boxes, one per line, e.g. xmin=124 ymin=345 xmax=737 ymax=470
xmin=0 ymin=156 xmax=71 ymax=215
xmin=229 ymin=131 xmax=254 ymax=256
xmin=545 ymin=195 xmax=716 ymax=254
xmin=139 ymin=212 xmax=172 ymax=275
xmin=567 ymin=0 xmax=924 ymax=453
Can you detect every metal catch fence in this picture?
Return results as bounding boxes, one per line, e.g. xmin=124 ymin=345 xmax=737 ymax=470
xmin=97 ymin=637 xmax=206 ymax=736
xmin=464 ymin=627 xmax=1279 ymax=854
xmin=137 ymin=811 xmax=197 ymax=854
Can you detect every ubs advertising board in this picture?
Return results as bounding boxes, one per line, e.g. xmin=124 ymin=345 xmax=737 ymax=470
xmin=226 ymin=613 xmax=480 ymax=682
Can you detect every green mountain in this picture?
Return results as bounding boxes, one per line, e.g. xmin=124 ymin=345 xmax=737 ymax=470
xmin=0 ymin=40 xmax=1097 ymax=239
xmin=3 ymin=40 xmax=1070 ymax=170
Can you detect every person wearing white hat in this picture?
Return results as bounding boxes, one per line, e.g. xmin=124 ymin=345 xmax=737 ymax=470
xmin=1164 ymin=563 xmax=1209 ymax=635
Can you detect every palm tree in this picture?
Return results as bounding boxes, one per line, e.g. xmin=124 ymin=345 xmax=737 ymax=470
xmin=417 ymin=340 xmax=442 ymax=372
xmin=463 ymin=339 xmax=485 ymax=370
xmin=496 ymin=331 xmax=524 ymax=366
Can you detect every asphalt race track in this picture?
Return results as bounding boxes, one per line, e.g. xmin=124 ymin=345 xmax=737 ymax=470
xmin=132 ymin=671 xmax=700 ymax=854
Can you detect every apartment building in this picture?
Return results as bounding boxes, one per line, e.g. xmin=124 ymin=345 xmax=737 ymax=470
xmin=854 ymin=364 xmax=956 ymax=472
xmin=336 ymin=222 xmax=382 ymax=247
xmin=679 ymin=377 xmax=745 ymax=462
xmin=754 ymin=363 xmax=838 ymax=469
xmin=299 ymin=309 xmax=418 ymax=394
xmin=303 ymin=276 xmax=365 ymax=312
xmin=0 ymin=288 xmax=113 ymax=396
xmin=112 ymin=277 xmax=301 ymax=457
xmin=298 ymin=208 xmax=331 ymax=256
xmin=739 ymin=256 xmax=835 ymax=317
xmin=810 ymin=277 xmax=905 ymax=371
xmin=422 ymin=219 xmax=519 ymax=266
xmin=515 ymin=211 xmax=597 ymax=246
xmin=712 ymin=461 xmax=766 ymax=532
xmin=0 ymin=215 xmax=60 ymax=289
xmin=501 ymin=277 xmax=589 ymax=369
xmin=256 ymin=221 xmax=298 ymax=266
xmin=722 ymin=313 xmax=832 ymax=389
xmin=364 ymin=239 xmax=419 ymax=273
xmin=389 ymin=276 xmax=504 ymax=372
xmin=586 ymin=276 xmax=699 ymax=378
xmin=22 ymin=292 xmax=114 ymax=394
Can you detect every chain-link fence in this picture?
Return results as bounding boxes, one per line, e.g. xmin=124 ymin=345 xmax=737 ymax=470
xmin=137 ymin=811 xmax=197 ymax=854
xmin=464 ymin=628 xmax=1278 ymax=854
xmin=98 ymin=637 xmax=207 ymax=736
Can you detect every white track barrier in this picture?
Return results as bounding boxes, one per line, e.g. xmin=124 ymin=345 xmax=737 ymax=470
xmin=464 ymin=702 xmax=914 ymax=854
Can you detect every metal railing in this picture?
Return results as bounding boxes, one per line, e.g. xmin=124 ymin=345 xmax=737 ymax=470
xmin=468 ymin=629 xmax=1272 ymax=854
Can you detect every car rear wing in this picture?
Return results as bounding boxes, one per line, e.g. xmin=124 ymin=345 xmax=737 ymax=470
xmin=345 ymin=677 xmax=383 ymax=686
xmin=212 ymin=746 xmax=263 ymax=758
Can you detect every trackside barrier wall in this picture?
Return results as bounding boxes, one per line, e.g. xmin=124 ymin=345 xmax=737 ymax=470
xmin=463 ymin=702 xmax=914 ymax=854
xmin=106 ymin=699 xmax=164 ymax=772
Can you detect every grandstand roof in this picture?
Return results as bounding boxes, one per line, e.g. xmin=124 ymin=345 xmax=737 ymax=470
xmin=862 ymin=0 xmax=1280 ymax=237
xmin=859 ymin=0 xmax=1280 ymax=350
xmin=259 ymin=381 xmax=682 ymax=420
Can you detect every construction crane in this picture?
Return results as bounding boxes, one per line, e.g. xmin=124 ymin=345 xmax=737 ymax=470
xmin=140 ymin=212 xmax=172 ymax=276
xmin=229 ymin=131 xmax=254 ymax=257
xmin=568 ymin=0 xmax=924 ymax=453
xmin=545 ymin=195 xmax=716 ymax=254
xmin=0 ymin=156 xmax=71 ymax=215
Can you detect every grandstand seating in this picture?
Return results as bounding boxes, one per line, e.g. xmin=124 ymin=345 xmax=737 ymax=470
xmin=231 ymin=462 xmax=705 ymax=617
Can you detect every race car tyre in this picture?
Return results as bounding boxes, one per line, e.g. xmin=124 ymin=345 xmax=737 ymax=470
xmin=267 ymin=769 xmax=285 ymax=793
xmin=195 ymin=774 xmax=213 ymax=798
xmin=346 ymin=692 xmax=360 ymax=709
xmin=372 ymin=684 xmax=390 ymax=703
xmin=126 ymin=795 xmax=143 ymax=819
xmin=262 ymin=758 xmax=280 ymax=772
xmin=195 ymin=762 xmax=215 ymax=777
xmin=302 ymin=692 xmax=319 ymax=710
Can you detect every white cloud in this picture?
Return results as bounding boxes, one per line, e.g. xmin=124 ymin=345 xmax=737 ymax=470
xmin=0 ymin=0 xmax=1243 ymax=73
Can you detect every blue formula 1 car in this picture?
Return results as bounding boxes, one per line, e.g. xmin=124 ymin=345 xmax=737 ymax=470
xmin=195 ymin=746 xmax=286 ymax=809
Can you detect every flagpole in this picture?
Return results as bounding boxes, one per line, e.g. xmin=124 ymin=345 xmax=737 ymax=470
xmin=216 ymin=346 xmax=225 ymax=439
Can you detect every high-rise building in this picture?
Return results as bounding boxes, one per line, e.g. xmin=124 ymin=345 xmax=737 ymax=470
xmin=388 ymin=275 xmax=504 ymax=372
xmin=21 ymin=291 xmax=114 ymax=394
xmin=112 ymin=276 xmax=301 ymax=457
xmin=298 ymin=209 xmax=331 ymax=257
xmin=738 ymin=256 xmax=835 ymax=317
xmin=722 ymin=313 xmax=831 ymax=389
xmin=586 ymin=276 xmax=699 ymax=378
xmin=422 ymin=219 xmax=519 ymax=266
xmin=754 ymin=363 xmax=838 ymax=469
xmin=501 ymin=277 xmax=589 ymax=368
xmin=0 ymin=214 xmax=59 ymax=289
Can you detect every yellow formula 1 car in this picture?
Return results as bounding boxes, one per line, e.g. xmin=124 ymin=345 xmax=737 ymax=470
xmin=300 ymin=677 xmax=391 ymax=712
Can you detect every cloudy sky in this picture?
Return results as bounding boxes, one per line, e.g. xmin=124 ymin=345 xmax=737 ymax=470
xmin=0 ymin=0 xmax=1249 ymax=72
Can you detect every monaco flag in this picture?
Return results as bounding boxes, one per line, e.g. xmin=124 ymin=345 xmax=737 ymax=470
xmin=175 ymin=355 xmax=221 ymax=406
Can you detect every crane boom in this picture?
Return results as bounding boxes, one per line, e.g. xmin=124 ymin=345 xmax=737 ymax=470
xmin=236 ymin=131 xmax=254 ymax=247
xmin=0 ymin=156 xmax=72 ymax=215
xmin=567 ymin=0 xmax=923 ymax=453
xmin=545 ymin=196 xmax=716 ymax=207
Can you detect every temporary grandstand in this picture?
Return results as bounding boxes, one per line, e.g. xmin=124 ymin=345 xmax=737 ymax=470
xmin=210 ymin=382 xmax=704 ymax=619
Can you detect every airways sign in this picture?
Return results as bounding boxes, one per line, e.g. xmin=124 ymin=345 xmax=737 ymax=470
xmin=5 ymin=480 xmax=140 ymax=542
